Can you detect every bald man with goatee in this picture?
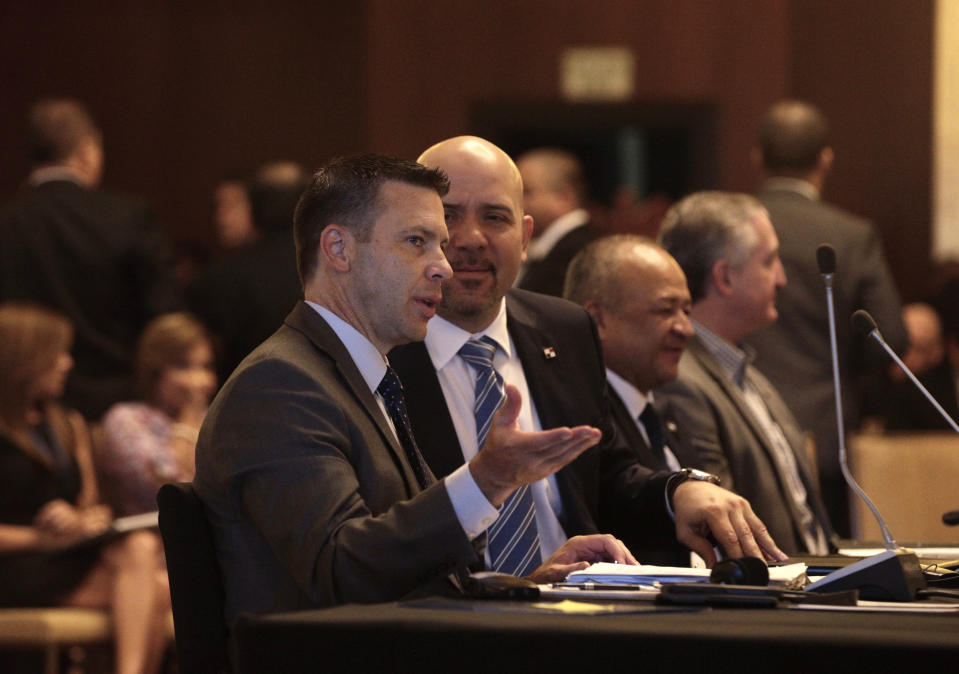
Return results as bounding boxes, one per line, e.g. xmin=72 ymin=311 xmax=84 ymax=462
xmin=390 ymin=136 xmax=787 ymax=567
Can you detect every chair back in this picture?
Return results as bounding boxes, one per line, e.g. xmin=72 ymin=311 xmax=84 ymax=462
xmin=157 ymin=482 xmax=231 ymax=673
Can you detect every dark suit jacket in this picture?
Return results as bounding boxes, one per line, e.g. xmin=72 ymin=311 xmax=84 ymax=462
xmin=189 ymin=232 xmax=303 ymax=382
xmin=0 ymin=179 xmax=181 ymax=418
xmin=867 ymin=359 xmax=959 ymax=432
xmin=605 ymin=386 xmax=694 ymax=565
xmin=656 ymin=337 xmax=835 ymax=555
xmin=744 ymin=186 xmax=906 ymax=534
xmin=194 ymin=302 xmax=479 ymax=625
xmin=389 ymin=289 xmax=678 ymax=561
xmin=518 ymin=222 xmax=597 ymax=297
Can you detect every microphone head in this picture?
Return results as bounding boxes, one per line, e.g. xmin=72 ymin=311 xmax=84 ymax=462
xmin=710 ymin=557 xmax=769 ymax=586
xmin=816 ymin=244 xmax=836 ymax=275
xmin=851 ymin=309 xmax=879 ymax=338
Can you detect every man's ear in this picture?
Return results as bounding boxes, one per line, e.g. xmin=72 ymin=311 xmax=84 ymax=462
xmin=710 ymin=259 xmax=735 ymax=297
xmin=583 ymin=300 xmax=608 ymax=338
xmin=319 ymin=224 xmax=355 ymax=273
xmin=519 ymin=214 xmax=534 ymax=263
xmin=818 ymin=146 xmax=835 ymax=175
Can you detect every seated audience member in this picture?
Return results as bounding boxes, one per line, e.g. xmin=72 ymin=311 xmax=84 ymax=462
xmin=98 ymin=313 xmax=216 ymax=516
xmin=194 ymin=154 xmax=636 ymax=626
xmin=0 ymin=303 xmax=171 ymax=674
xmin=563 ymin=235 xmax=700 ymax=565
xmin=655 ymin=192 xmax=835 ymax=556
xmin=389 ymin=136 xmax=786 ymax=571
xmin=862 ymin=302 xmax=959 ymax=431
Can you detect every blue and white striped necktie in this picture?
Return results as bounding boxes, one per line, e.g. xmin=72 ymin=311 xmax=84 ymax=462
xmin=458 ymin=337 xmax=541 ymax=577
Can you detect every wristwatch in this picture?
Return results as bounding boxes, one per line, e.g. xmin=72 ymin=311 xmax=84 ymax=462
xmin=666 ymin=468 xmax=721 ymax=509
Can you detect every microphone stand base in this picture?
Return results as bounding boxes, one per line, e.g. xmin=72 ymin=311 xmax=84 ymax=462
xmin=805 ymin=549 xmax=926 ymax=601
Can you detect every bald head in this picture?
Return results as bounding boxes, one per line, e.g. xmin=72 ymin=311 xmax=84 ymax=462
xmin=566 ymin=234 xmax=694 ymax=393
xmin=418 ymin=136 xmax=525 ymax=206
xmin=419 ymin=136 xmax=533 ymax=332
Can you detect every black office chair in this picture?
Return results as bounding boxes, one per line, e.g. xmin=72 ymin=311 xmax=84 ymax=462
xmin=157 ymin=482 xmax=231 ymax=674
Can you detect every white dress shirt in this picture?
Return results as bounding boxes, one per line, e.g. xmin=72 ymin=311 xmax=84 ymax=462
xmin=605 ymin=369 xmax=681 ymax=471
xmin=423 ymin=299 xmax=569 ymax=563
xmin=515 ymin=207 xmax=590 ymax=286
xmin=306 ymin=301 xmax=494 ymax=543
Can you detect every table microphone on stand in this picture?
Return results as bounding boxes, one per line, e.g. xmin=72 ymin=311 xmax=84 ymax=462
xmin=804 ymin=244 xmax=926 ymax=601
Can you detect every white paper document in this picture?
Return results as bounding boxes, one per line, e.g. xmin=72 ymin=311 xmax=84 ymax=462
xmin=565 ymin=562 xmax=807 ymax=587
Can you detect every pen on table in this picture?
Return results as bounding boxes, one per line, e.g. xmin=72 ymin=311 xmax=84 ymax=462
xmin=551 ymin=582 xmax=651 ymax=591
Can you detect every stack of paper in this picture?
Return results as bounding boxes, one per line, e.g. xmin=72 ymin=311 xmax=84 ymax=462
xmin=566 ymin=562 xmax=808 ymax=587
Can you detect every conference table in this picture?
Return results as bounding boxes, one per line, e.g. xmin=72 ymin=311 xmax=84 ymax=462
xmin=232 ymin=594 xmax=959 ymax=672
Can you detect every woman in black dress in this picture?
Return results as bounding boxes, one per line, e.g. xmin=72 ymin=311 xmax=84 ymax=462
xmin=0 ymin=303 xmax=170 ymax=674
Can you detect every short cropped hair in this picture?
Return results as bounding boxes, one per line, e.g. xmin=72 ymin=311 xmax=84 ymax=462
xmin=564 ymin=234 xmax=658 ymax=310
xmin=27 ymin=98 xmax=101 ymax=164
xmin=759 ymin=99 xmax=830 ymax=173
xmin=293 ymin=154 xmax=450 ymax=286
xmin=658 ymin=192 xmax=766 ymax=302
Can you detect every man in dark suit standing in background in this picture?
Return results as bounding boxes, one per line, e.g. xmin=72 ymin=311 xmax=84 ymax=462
xmin=745 ymin=100 xmax=906 ymax=536
xmin=656 ymin=191 xmax=835 ymax=556
xmin=195 ymin=154 xmax=634 ymax=625
xmin=0 ymin=98 xmax=181 ymax=419
xmin=391 ymin=136 xmax=787 ymax=568
xmin=514 ymin=147 xmax=596 ymax=297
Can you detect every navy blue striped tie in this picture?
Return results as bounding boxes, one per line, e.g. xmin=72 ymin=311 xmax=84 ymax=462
xmin=378 ymin=366 xmax=434 ymax=490
xmin=458 ymin=337 xmax=541 ymax=576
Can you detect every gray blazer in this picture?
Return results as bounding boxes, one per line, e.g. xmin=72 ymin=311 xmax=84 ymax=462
xmin=744 ymin=187 xmax=906 ymax=529
xmin=656 ymin=337 xmax=834 ymax=555
xmin=194 ymin=301 xmax=479 ymax=625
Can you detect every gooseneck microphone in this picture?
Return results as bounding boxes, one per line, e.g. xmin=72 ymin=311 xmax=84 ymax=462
xmin=816 ymin=244 xmax=899 ymax=551
xmin=805 ymin=245 xmax=925 ymax=602
xmin=851 ymin=309 xmax=959 ymax=434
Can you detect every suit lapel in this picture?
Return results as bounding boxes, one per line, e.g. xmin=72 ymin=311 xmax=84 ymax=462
xmin=607 ymin=385 xmax=659 ymax=469
xmin=506 ymin=294 xmax=568 ymax=430
xmin=504 ymin=294 xmax=596 ymax=535
xmin=284 ymin=302 xmax=421 ymax=492
xmin=687 ymin=339 xmax=775 ymax=455
xmin=387 ymin=341 xmax=465 ymax=479
xmin=689 ymin=337 xmax=833 ymax=543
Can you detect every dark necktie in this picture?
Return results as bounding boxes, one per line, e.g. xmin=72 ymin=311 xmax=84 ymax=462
xmin=639 ymin=404 xmax=669 ymax=470
xmin=377 ymin=366 xmax=433 ymax=490
xmin=459 ymin=337 xmax=541 ymax=577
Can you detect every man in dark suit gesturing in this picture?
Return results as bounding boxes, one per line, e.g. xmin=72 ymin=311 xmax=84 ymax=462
xmin=0 ymin=99 xmax=180 ymax=418
xmin=194 ymin=154 xmax=634 ymax=626
xmin=391 ymin=136 xmax=787 ymax=568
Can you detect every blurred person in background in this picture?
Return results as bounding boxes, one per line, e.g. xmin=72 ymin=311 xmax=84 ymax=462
xmin=0 ymin=303 xmax=170 ymax=674
xmin=190 ymin=160 xmax=308 ymax=381
xmin=514 ymin=148 xmax=597 ymax=297
xmin=0 ymin=98 xmax=181 ymax=420
xmin=212 ymin=175 xmax=256 ymax=251
xmin=98 ymin=313 xmax=216 ymax=516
